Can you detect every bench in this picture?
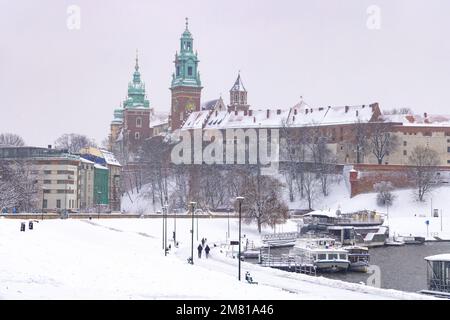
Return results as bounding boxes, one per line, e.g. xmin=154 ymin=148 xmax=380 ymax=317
xmin=245 ymin=272 xmax=258 ymax=284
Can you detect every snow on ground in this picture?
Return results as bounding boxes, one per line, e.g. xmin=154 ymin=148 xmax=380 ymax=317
xmin=0 ymin=217 xmax=432 ymax=300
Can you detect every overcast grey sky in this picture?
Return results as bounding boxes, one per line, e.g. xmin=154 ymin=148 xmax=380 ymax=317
xmin=1 ymin=0 xmax=449 ymax=147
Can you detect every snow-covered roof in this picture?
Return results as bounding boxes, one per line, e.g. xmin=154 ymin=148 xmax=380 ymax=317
xmin=425 ymin=254 xmax=450 ymax=262
xmin=288 ymin=104 xmax=376 ymax=126
xmin=94 ymin=163 xmax=108 ymax=170
xmin=303 ymin=210 xmax=338 ymax=218
xmin=384 ymin=113 xmax=450 ymax=127
xmin=201 ymin=99 xmax=220 ymax=111
xmin=80 ymin=157 xmax=95 ymax=164
xmin=149 ymin=112 xmax=169 ymax=128
xmin=181 ymin=103 xmax=380 ymax=130
xmin=100 ymin=149 xmax=121 ymax=167
xmin=183 ymin=110 xmax=212 ymax=129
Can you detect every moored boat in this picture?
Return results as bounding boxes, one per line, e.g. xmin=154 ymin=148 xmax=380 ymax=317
xmin=290 ymin=237 xmax=350 ymax=273
xmin=345 ymin=246 xmax=370 ymax=272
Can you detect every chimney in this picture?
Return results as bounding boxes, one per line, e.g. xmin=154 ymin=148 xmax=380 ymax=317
xmin=267 ymin=109 xmax=270 ymax=118
xmin=345 ymin=106 xmax=349 ymax=113
xmin=253 ymin=116 xmax=256 ymax=123
xmin=277 ymin=109 xmax=281 ymax=115
xmin=293 ymin=116 xmax=295 ymax=122
xmin=310 ymin=108 xmax=313 ymax=113
xmin=305 ymin=109 xmax=309 ymax=114
xmin=235 ymin=110 xmax=238 ymax=116
xmin=294 ymin=109 xmax=297 ymax=115
xmin=48 ymin=145 xmax=52 ymax=149
xmin=249 ymin=110 xmax=253 ymax=116
xmin=319 ymin=107 xmax=324 ymax=111
xmin=244 ymin=110 xmax=248 ymax=116
xmin=424 ymin=112 xmax=428 ymax=118
xmin=356 ymin=110 xmax=359 ymax=117
xmin=215 ymin=110 xmax=218 ymax=116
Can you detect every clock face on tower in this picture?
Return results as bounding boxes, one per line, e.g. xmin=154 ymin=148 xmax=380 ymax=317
xmin=185 ymin=101 xmax=195 ymax=112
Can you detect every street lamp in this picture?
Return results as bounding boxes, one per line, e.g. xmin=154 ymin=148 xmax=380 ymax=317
xmin=157 ymin=210 xmax=163 ymax=249
xmin=173 ymin=208 xmax=177 ymax=245
xmin=189 ymin=201 xmax=197 ymax=265
xmin=163 ymin=203 xmax=168 ymax=256
xmin=97 ymin=191 xmax=101 ymax=219
xmin=236 ymin=196 xmax=244 ymax=281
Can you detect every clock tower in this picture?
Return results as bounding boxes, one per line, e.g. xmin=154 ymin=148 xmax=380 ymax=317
xmin=170 ymin=18 xmax=203 ymax=130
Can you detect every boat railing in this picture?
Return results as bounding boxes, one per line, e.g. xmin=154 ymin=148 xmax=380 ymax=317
xmin=262 ymin=232 xmax=299 ymax=242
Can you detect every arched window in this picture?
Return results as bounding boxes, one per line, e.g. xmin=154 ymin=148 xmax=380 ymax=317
xmin=136 ymin=117 xmax=142 ymax=128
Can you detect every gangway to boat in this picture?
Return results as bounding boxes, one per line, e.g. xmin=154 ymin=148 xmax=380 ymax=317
xmin=259 ymin=253 xmax=316 ymax=276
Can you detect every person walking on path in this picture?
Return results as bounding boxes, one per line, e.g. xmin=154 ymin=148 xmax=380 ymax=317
xmin=197 ymin=244 xmax=203 ymax=258
xmin=205 ymin=245 xmax=210 ymax=258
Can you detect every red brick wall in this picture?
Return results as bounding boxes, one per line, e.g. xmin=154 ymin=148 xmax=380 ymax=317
xmin=349 ymin=164 xmax=450 ymax=197
xmin=123 ymin=109 xmax=151 ymax=152
xmin=170 ymin=86 xmax=202 ymax=130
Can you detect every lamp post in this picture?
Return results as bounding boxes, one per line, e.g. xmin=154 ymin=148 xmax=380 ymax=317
xmin=189 ymin=201 xmax=196 ymax=264
xmin=157 ymin=210 xmax=163 ymax=249
xmin=173 ymin=208 xmax=177 ymax=245
xmin=42 ymin=189 xmax=45 ymax=221
xmin=164 ymin=204 xmax=168 ymax=256
xmin=97 ymin=191 xmax=101 ymax=219
xmin=236 ymin=196 xmax=244 ymax=281
xmin=196 ymin=208 xmax=199 ymax=241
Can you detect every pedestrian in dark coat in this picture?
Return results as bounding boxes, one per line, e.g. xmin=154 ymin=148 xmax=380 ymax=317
xmin=205 ymin=245 xmax=210 ymax=258
xmin=201 ymin=238 xmax=205 ymax=247
xmin=197 ymin=244 xmax=203 ymax=258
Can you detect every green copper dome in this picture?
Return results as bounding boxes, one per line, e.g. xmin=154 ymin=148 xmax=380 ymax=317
xmin=171 ymin=18 xmax=202 ymax=88
xmin=124 ymin=51 xmax=150 ymax=109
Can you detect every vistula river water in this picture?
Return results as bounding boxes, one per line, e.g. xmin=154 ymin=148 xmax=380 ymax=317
xmin=248 ymin=242 xmax=450 ymax=292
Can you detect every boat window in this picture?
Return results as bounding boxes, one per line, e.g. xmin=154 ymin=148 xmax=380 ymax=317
xmin=328 ymin=254 xmax=338 ymax=260
xmin=318 ymin=254 xmax=327 ymax=260
xmin=339 ymin=254 xmax=347 ymax=260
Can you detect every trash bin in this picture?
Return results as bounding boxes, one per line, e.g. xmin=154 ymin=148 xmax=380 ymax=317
xmin=29 ymin=221 xmax=33 ymax=230
xmin=20 ymin=222 xmax=25 ymax=232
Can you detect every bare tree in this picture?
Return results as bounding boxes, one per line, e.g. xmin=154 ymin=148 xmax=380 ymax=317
xmin=0 ymin=161 xmax=39 ymax=212
xmin=374 ymin=181 xmax=396 ymax=207
xmin=302 ymin=171 xmax=320 ymax=210
xmin=352 ymin=120 xmax=370 ymax=164
xmin=0 ymin=133 xmax=25 ymax=146
xmin=239 ymin=169 xmax=289 ymax=234
xmin=369 ymin=123 xmax=399 ymax=165
xmin=55 ymin=133 xmax=97 ymax=153
xmin=408 ymin=146 xmax=439 ymax=202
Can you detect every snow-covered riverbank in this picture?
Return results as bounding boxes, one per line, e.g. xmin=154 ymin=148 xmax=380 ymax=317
xmin=0 ymin=218 xmax=433 ymax=299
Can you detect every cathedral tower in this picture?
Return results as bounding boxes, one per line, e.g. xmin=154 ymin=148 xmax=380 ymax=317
xmin=170 ymin=18 xmax=203 ymax=130
xmin=228 ymin=72 xmax=249 ymax=111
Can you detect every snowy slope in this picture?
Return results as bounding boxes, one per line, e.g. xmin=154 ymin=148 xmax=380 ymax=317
xmin=0 ymin=218 xmax=432 ymax=300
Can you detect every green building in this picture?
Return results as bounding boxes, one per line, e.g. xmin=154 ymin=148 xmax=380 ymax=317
xmin=94 ymin=164 xmax=109 ymax=205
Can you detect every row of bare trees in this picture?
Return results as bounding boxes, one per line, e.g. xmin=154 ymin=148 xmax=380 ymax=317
xmin=0 ymin=161 xmax=39 ymax=212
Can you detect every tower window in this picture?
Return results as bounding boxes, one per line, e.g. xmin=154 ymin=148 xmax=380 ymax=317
xmin=176 ymin=66 xmax=180 ymax=76
xmin=136 ymin=117 xmax=142 ymax=128
xmin=188 ymin=66 xmax=193 ymax=76
xmin=135 ymin=132 xmax=140 ymax=140
xmin=187 ymin=42 xmax=191 ymax=50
